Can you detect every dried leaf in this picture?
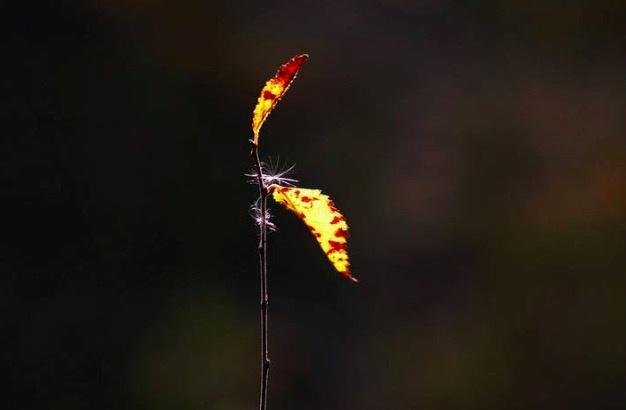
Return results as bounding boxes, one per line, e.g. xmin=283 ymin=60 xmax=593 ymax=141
xmin=252 ymin=54 xmax=309 ymax=145
xmin=269 ymin=184 xmax=357 ymax=282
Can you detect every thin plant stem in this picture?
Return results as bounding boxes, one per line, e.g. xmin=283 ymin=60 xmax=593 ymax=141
xmin=251 ymin=143 xmax=270 ymax=410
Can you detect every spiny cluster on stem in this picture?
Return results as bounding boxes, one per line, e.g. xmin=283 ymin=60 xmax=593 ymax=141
xmin=247 ymin=160 xmax=299 ymax=232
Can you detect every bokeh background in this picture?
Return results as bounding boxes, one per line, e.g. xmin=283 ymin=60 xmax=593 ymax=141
xmin=3 ymin=1 xmax=626 ymax=409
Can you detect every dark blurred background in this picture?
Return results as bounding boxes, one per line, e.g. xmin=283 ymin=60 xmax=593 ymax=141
xmin=2 ymin=1 xmax=626 ymax=409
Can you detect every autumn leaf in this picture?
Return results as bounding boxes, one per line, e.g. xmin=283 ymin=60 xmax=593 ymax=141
xmin=269 ymin=184 xmax=357 ymax=282
xmin=252 ymin=54 xmax=309 ymax=146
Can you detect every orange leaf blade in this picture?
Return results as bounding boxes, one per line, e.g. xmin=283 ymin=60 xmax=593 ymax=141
xmin=270 ymin=185 xmax=357 ymax=282
xmin=252 ymin=54 xmax=309 ymax=145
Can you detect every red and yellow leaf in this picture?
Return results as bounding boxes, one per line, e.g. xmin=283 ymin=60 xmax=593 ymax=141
xmin=252 ymin=54 xmax=309 ymax=146
xmin=269 ymin=184 xmax=357 ymax=282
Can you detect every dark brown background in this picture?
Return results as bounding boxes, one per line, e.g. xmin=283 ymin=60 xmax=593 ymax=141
xmin=2 ymin=1 xmax=626 ymax=409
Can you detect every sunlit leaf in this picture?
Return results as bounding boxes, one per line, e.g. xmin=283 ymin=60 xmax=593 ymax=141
xmin=252 ymin=54 xmax=309 ymax=146
xmin=269 ymin=184 xmax=357 ymax=282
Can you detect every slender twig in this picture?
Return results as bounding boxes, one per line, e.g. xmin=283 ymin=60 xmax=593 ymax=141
xmin=251 ymin=143 xmax=270 ymax=410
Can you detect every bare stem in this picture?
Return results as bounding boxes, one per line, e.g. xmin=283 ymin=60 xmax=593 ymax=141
xmin=251 ymin=143 xmax=270 ymax=410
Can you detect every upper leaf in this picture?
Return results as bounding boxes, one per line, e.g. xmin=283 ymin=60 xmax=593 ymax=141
xmin=252 ymin=54 xmax=309 ymax=146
